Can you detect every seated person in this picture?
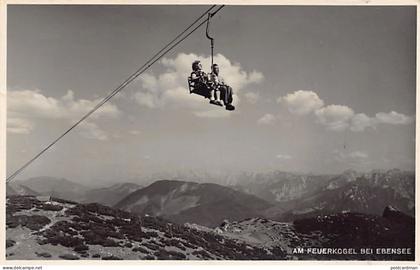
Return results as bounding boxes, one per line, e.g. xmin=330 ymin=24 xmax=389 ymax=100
xmin=208 ymin=63 xmax=235 ymax=110
xmin=190 ymin=60 xmax=222 ymax=105
xmin=190 ymin=60 xmax=210 ymax=98
xmin=190 ymin=60 xmax=207 ymax=85
xmin=209 ymin=84 xmax=223 ymax=106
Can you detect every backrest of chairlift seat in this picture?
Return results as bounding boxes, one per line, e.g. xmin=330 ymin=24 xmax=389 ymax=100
xmin=187 ymin=76 xmax=211 ymax=99
xmin=187 ymin=76 xmax=194 ymax=93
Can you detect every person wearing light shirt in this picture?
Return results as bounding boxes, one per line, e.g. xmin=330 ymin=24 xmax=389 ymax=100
xmin=209 ymin=63 xmax=235 ymax=111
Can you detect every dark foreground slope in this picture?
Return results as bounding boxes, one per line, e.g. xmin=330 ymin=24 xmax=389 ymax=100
xmin=292 ymin=206 xmax=415 ymax=260
xmin=6 ymin=195 xmax=414 ymax=260
xmin=6 ymin=195 xmax=283 ymax=260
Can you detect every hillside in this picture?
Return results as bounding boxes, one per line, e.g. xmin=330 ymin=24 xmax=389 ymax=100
xmin=6 ymin=183 xmax=39 ymax=196
xmin=81 ymin=183 xmax=142 ymax=206
xmin=16 ymin=177 xmax=89 ymax=201
xmin=6 ymin=195 xmax=284 ymax=260
xmin=6 ymin=195 xmax=414 ymax=260
xmin=115 ymin=180 xmax=272 ymax=227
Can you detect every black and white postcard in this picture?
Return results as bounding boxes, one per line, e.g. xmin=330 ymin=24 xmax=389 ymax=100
xmin=2 ymin=2 xmax=417 ymax=265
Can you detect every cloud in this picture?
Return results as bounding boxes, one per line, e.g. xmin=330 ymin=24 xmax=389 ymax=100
xmin=7 ymin=118 xmax=33 ymax=134
xmin=349 ymin=111 xmax=413 ymax=132
xmin=278 ymin=90 xmax=413 ymax=132
xmin=375 ymin=111 xmax=413 ymax=125
xmin=193 ymin=94 xmax=240 ymax=118
xmin=133 ymin=53 xmax=263 ymax=117
xmin=276 ymin=154 xmax=293 ymax=160
xmin=315 ymin=105 xmax=354 ymax=131
xmin=161 ymin=86 xmax=204 ymax=110
xmin=78 ymin=121 xmax=108 ymax=141
xmin=139 ymin=73 xmax=158 ymax=91
xmin=134 ymin=92 xmax=158 ymax=109
xmin=278 ymin=90 xmax=324 ymax=115
xmin=8 ymin=89 xmax=120 ymax=120
xmin=350 ymin=113 xmax=376 ymax=132
xmin=257 ymin=113 xmax=276 ymax=125
xmin=244 ymin=92 xmax=259 ymax=104
xmin=8 ymin=89 xmax=121 ymax=137
xmin=248 ymin=71 xmax=264 ymax=84
xmin=193 ymin=110 xmax=231 ymax=118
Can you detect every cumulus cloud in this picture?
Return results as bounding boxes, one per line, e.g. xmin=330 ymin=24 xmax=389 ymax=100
xmin=278 ymin=90 xmax=413 ymax=132
xmin=78 ymin=121 xmax=108 ymax=141
xmin=278 ymin=90 xmax=324 ymax=115
xmin=134 ymin=92 xmax=158 ymax=109
xmin=257 ymin=113 xmax=276 ymax=125
xmin=350 ymin=113 xmax=376 ymax=132
xmin=348 ymin=111 xmax=413 ymax=132
xmin=7 ymin=89 xmax=120 ymax=138
xmin=248 ymin=71 xmax=264 ymax=84
xmin=8 ymin=89 xmax=120 ymax=120
xmin=193 ymin=94 xmax=240 ymax=118
xmin=132 ymin=53 xmax=263 ymax=117
xmin=375 ymin=111 xmax=413 ymax=125
xmin=7 ymin=118 xmax=33 ymax=134
xmin=244 ymin=92 xmax=259 ymax=104
xmin=315 ymin=105 xmax=354 ymax=131
xmin=193 ymin=110 xmax=231 ymax=118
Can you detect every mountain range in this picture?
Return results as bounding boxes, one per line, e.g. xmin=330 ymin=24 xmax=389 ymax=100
xmin=8 ymin=169 xmax=415 ymax=227
xmin=231 ymin=171 xmax=335 ymax=203
xmin=275 ymin=171 xmax=415 ymax=221
xmin=10 ymin=177 xmax=142 ymax=207
xmin=233 ymin=169 xmax=415 ymax=221
xmin=13 ymin=177 xmax=89 ymax=201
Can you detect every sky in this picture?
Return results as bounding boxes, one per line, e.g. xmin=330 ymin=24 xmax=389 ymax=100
xmin=6 ymin=5 xmax=416 ymax=185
